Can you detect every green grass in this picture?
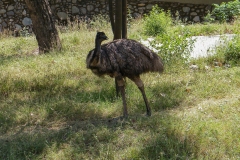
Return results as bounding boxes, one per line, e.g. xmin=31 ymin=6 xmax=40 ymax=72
xmin=0 ymin=20 xmax=240 ymax=159
xmin=175 ymin=22 xmax=239 ymax=36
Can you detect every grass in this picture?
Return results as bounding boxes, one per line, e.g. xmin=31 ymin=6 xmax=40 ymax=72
xmin=175 ymin=21 xmax=240 ymax=36
xmin=0 ymin=19 xmax=240 ymax=159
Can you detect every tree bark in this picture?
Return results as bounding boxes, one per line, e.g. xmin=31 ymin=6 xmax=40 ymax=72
xmin=114 ymin=0 xmax=122 ymax=40
xmin=108 ymin=0 xmax=115 ymax=34
xmin=122 ymin=0 xmax=127 ymax=39
xmin=24 ymin=0 xmax=61 ymax=54
xmin=108 ymin=0 xmax=127 ymax=39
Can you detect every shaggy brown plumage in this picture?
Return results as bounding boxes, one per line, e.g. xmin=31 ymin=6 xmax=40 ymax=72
xmin=86 ymin=32 xmax=164 ymax=117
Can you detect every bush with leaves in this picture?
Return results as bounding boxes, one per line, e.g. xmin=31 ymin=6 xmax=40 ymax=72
xmin=212 ymin=0 xmax=240 ymax=23
xmin=153 ymin=32 xmax=194 ymax=64
xmin=224 ymin=35 xmax=240 ymax=64
xmin=143 ymin=6 xmax=194 ymax=65
xmin=213 ymin=35 xmax=240 ymax=65
xmin=203 ymin=11 xmax=215 ymax=23
xmin=143 ymin=5 xmax=172 ymax=36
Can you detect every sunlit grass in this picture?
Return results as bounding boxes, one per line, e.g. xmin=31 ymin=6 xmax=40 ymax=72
xmin=172 ymin=20 xmax=240 ymax=36
xmin=0 ymin=19 xmax=240 ymax=159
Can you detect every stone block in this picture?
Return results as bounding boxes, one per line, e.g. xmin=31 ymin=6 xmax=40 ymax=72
xmin=0 ymin=9 xmax=6 ymax=14
xmin=57 ymin=12 xmax=68 ymax=20
xmin=22 ymin=17 xmax=32 ymax=26
xmin=146 ymin=4 xmax=153 ymax=9
xmin=87 ymin=5 xmax=94 ymax=11
xmin=138 ymin=3 xmax=145 ymax=7
xmin=15 ymin=24 xmax=22 ymax=30
xmin=2 ymin=21 xmax=7 ymax=27
xmin=190 ymin=12 xmax=197 ymax=16
xmin=7 ymin=5 xmax=14 ymax=11
xmin=183 ymin=7 xmax=190 ymax=12
xmin=193 ymin=16 xmax=200 ymax=22
xmin=80 ymin=7 xmax=86 ymax=14
xmin=7 ymin=11 xmax=14 ymax=16
xmin=72 ymin=6 xmax=79 ymax=14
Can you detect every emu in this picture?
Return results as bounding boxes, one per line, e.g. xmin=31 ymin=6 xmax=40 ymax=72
xmin=86 ymin=32 xmax=164 ymax=117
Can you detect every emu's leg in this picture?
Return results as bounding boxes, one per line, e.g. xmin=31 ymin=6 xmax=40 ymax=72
xmin=115 ymin=77 xmax=126 ymax=97
xmin=129 ymin=76 xmax=151 ymax=116
xmin=116 ymin=76 xmax=128 ymax=117
xmin=115 ymin=78 xmax=120 ymax=97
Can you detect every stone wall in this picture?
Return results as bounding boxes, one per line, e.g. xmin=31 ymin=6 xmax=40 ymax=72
xmin=0 ymin=0 xmax=219 ymax=33
xmin=128 ymin=0 xmax=213 ymax=22
xmin=0 ymin=0 xmax=30 ymax=32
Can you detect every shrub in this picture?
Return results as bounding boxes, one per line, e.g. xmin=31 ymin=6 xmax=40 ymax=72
xmin=224 ymin=35 xmax=240 ymax=64
xmin=149 ymin=26 xmax=195 ymax=65
xmin=142 ymin=5 xmax=195 ymax=65
xmin=213 ymin=35 xmax=240 ymax=65
xmin=203 ymin=11 xmax=215 ymax=23
xmin=143 ymin=5 xmax=172 ymax=36
xmin=212 ymin=0 xmax=240 ymax=23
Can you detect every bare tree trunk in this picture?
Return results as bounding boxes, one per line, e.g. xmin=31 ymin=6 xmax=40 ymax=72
xmin=114 ymin=0 xmax=122 ymax=40
xmin=108 ymin=0 xmax=127 ymax=39
xmin=122 ymin=0 xmax=127 ymax=39
xmin=24 ymin=0 xmax=61 ymax=54
xmin=108 ymin=0 xmax=115 ymax=34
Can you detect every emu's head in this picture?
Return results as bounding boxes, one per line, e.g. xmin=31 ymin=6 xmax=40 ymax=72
xmin=96 ymin=32 xmax=108 ymax=42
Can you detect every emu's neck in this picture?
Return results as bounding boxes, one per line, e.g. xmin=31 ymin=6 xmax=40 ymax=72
xmin=94 ymin=38 xmax=102 ymax=54
xmin=90 ymin=38 xmax=102 ymax=67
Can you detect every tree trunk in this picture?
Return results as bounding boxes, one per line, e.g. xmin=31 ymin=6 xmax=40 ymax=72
xmin=122 ymin=0 xmax=127 ymax=39
xmin=108 ymin=0 xmax=115 ymax=34
xmin=24 ymin=0 xmax=61 ymax=54
xmin=114 ymin=0 xmax=122 ymax=40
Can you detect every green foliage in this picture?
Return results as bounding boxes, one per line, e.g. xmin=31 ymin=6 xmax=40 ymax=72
xmin=157 ymin=33 xmax=194 ymax=64
xmin=147 ymin=26 xmax=194 ymax=65
xmin=142 ymin=6 xmax=195 ymax=65
xmin=210 ymin=35 xmax=240 ymax=66
xmin=203 ymin=11 xmax=215 ymax=23
xmin=20 ymin=27 xmax=32 ymax=37
xmin=143 ymin=5 xmax=172 ymax=36
xmin=212 ymin=0 xmax=240 ymax=22
xmin=224 ymin=35 xmax=240 ymax=64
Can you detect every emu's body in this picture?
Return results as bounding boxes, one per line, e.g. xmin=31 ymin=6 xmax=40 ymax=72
xmin=86 ymin=32 xmax=164 ymax=117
